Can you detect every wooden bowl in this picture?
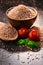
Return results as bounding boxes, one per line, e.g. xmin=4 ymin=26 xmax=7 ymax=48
xmin=6 ymin=7 xmax=37 ymax=29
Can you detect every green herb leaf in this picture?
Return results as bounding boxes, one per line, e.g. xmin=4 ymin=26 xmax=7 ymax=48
xmin=27 ymin=40 xmax=40 ymax=49
xmin=17 ymin=39 xmax=25 ymax=45
xmin=25 ymin=38 xmax=30 ymax=45
xmin=17 ymin=39 xmax=40 ymax=49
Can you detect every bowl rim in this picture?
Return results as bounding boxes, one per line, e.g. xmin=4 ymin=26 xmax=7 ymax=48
xmin=6 ymin=6 xmax=38 ymax=21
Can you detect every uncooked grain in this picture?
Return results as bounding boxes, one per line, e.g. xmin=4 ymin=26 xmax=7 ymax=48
xmin=7 ymin=5 xmax=36 ymax=20
xmin=0 ymin=22 xmax=18 ymax=40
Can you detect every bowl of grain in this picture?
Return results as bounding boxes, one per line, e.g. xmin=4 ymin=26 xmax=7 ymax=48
xmin=6 ymin=5 xmax=37 ymax=28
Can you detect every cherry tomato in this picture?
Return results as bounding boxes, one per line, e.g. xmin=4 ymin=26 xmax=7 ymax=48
xmin=18 ymin=28 xmax=28 ymax=38
xmin=28 ymin=29 xmax=40 ymax=41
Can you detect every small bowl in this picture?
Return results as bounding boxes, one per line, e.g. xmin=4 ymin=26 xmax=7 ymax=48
xmin=6 ymin=7 xmax=37 ymax=29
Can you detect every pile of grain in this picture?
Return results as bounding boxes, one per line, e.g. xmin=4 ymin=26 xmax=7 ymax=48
xmin=0 ymin=22 xmax=18 ymax=40
xmin=7 ymin=5 xmax=35 ymax=20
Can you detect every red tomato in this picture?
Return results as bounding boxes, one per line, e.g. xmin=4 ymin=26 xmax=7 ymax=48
xmin=28 ymin=29 xmax=40 ymax=41
xmin=18 ymin=28 xmax=28 ymax=38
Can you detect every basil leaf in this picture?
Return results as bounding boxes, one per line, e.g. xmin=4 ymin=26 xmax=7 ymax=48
xmin=17 ymin=39 xmax=25 ymax=45
xmin=27 ymin=40 xmax=40 ymax=49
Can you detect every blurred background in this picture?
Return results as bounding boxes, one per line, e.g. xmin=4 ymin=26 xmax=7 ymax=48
xmin=0 ymin=0 xmax=43 ymax=12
